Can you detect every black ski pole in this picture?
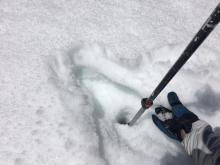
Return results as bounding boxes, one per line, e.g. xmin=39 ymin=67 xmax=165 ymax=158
xmin=128 ymin=3 xmax=220 ymax=126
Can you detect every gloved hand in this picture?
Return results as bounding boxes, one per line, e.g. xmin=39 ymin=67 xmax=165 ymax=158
xmin=152 ymin=92 xmax=199 ymax=141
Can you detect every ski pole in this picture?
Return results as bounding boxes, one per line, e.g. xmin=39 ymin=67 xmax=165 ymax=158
xmin=128 ymin=3 xmax=220 ymax=126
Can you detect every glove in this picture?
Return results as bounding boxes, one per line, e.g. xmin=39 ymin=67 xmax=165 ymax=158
xmin=152 ymin=92 xmax=199 ymax=141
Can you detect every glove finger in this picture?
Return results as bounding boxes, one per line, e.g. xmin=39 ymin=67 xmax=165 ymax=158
xmin=152 ymin=115 xmax=180 ymax=141
xmin=167 ymin=92 xmax=197 ymax=119
xmin=167 ymin=92 xmax=182 ymax=107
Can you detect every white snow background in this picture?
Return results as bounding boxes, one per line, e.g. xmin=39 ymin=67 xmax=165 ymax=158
xmin=0 ymin=0 xmax=220 ymax=165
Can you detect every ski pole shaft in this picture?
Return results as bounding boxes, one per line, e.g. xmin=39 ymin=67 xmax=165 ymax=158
xmin=128 ymin=3 xmax=220 ymax=126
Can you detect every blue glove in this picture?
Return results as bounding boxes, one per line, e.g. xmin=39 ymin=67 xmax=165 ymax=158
xmin=152 ymin=92 xmax=199 ymax=141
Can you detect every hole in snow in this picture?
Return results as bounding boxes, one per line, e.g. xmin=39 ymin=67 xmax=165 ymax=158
xmin=116 ymin=110 xmax=129 ymax=125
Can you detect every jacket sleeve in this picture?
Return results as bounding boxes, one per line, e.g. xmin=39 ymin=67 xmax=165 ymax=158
xmin=182 ymin=120 xmax=220 ymax=165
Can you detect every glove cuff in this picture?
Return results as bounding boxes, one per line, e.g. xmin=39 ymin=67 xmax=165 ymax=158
xmin=181 ymin=120 xmax=211 ymax=155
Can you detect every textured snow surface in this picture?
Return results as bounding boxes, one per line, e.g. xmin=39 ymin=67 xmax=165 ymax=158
xmin=0 ymin=0 xmax=220 ymax=165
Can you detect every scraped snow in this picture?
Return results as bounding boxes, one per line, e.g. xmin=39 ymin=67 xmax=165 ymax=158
xmin=0 ymin=0 xmax=220 ymax=165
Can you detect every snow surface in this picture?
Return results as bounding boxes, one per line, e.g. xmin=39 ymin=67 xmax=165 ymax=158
xmin=0 ymin=0 xmax=220 ymax=165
